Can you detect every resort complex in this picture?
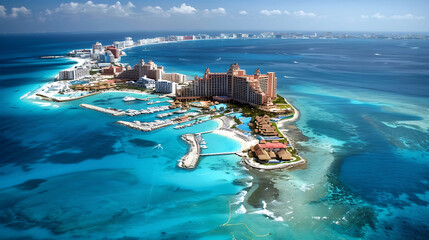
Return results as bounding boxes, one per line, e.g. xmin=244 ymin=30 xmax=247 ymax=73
xmin=33 ymin=34 xmax=304 ymax=171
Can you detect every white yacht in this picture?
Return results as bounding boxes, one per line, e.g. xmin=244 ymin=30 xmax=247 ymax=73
xmin=123 ymin=96 xmax=136 ymax=102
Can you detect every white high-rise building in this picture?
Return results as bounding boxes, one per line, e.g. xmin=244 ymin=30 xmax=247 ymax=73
xmin=124 ymin=37 xmax=134 ymax=47
xmin=155 ymin=80 xmax=178 ymax=94
xmin=113 ymin=41 xmax=126 ymax=49
xmin=92 ymin=42 xmax=103 ymax=54
xmin=58 ymin=65 xmax=90 ymax=80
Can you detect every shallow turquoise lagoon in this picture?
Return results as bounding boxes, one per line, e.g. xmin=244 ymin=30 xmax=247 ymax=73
xmin=200 ymin=132 xmax=241 ymax=154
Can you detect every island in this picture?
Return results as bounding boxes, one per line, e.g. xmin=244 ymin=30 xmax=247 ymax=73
xmin=32 ymin=35 xmax=306 ymax=171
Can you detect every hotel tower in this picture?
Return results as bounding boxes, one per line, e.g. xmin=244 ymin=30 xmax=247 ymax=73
xmin=177 ymin=63 xmax=277 ymax=106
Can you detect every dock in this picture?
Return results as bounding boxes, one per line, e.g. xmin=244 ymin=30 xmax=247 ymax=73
xmin=80 ymin=104 xmax=125 ymax=116
xmin=117 ymin=120 xmax=174 ymax=132
xmin=178 ymin=134 xmax=200 ymax=169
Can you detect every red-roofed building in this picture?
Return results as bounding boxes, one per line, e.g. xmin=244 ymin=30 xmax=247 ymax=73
xmin=250 ymin=142 xmax=292 ymax=163
xmin=258 ymin=142 xmax=287 ymax=150
xmin=106 ymin=46 xmax=121 ymax=58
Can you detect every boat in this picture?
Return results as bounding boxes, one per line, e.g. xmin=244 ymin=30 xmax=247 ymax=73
xmin=123 ymin=96 xmax=136 ymax=102
xmin=200 ymin=145 xmax=208 ymax=149
xmin=175 ymin=109 xmax=187 ymax=114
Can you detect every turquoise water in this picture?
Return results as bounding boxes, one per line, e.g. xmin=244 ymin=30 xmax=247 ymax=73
xmin=237 ymin=117 xmax=252 ymax=132
xmin=0 ymin=33 xmax=428 ymax=239
xmin=200 ymin=133 xmax=241 ymax=154
xmin=228 ymin=112 xmax=252 ymax=132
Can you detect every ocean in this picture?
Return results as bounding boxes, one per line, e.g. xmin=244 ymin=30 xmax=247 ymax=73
xmin=0 ymin=32 xmax=428 ymax=239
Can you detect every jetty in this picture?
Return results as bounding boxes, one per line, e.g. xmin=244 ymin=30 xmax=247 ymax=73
xmin=80 ymin=104 xmax=125 ymax=116
xmin=117 ymin=119 xmax=174 ymax=132
xmin=178 ymin=134 xmax=200 ymax=169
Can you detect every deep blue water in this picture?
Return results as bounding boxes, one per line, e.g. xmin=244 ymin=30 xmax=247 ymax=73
xmin=0 ymin=33 xmax=428 ymax=239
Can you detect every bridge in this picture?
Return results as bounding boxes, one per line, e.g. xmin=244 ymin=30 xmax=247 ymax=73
xmin=200 ymin=152 xmax=239 ymax=156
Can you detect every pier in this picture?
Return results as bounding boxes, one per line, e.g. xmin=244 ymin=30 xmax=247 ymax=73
xmin=80 ymin=104 xmax=125 ymax=116
xmin=178 ymin=134 xmax=200 ymax=169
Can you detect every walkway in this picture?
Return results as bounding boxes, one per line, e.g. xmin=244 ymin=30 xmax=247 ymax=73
xmin=200 ymin=152 xmax=238 ymax=156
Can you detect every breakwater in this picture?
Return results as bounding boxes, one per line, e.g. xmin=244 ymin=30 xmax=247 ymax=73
xmin=80 ymin=104 xmax=126 ymax=116
xmin=178 ymin=134 xmax=200 ymax=169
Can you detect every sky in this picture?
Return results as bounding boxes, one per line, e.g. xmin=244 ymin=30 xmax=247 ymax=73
xmin=0 ymin=0 xmax=428 ymax=33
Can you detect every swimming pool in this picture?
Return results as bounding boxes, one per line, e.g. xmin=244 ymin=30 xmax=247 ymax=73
xmin=228 ymin=113 xmax=252 ymax=132
xmin=210 ymin=103 xmax=227 ymax=111
xmin=70 ymin=80 xmax=89 ymax=85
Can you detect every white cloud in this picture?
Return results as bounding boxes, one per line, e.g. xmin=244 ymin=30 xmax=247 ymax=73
xmin=293 ymin=10 xmax=316 ymax=17
xmin=0 ymin=5 xmax=6 ymax=18
xmin=203 ymin=8 xmax=226 ymax=16
xmin=390 ymin=13 xmax=424 ymax=20
xmin=144 ymin=4 xmax=226 ymax=17
xmin=55 ymin=1 xmax=135 ymax=17
xmin=143 ymin=6 xmax=164 ymax=14
xmin=371 ymin=12 xmax=385 ymax=19
xmin=284 ymin=10 xmax=290 ymax=15
xmin=239 ymin=10 xmax=248 ymax=15
xmin=211 ymin=8 xmax=226 ymax=15
xmin=260 ymin=9 xmax=282 ymax=16
xmin=168 ymin=3 xmax=196 ymax=15
xmin=361 ymin=12 xmax=425 ymax=20
xmin=0 ymin=5 xmax=31 ymax=18
xmin=203 ymin=7 xmax=226 ymax=16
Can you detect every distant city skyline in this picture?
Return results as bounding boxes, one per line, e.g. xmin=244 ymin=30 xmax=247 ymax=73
xmin=0 ymin=0 xmax=428 ymax=33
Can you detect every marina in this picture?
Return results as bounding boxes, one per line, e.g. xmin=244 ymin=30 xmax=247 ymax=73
xmin=80 ymin=103 xmax=176 ymax=117
xmin=173 ymin=118 xmax=209 ymax=129
xmin=117 ymin=114 xmax=209 ymax=132
xmin=123 ymin=105 xmax=170 ymax=116
xmin=117 ymin=119 xmax=175 ymax=132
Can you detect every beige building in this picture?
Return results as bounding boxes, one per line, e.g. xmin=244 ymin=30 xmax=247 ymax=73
xmin=177 ymin=63 xmax=276 ymax=106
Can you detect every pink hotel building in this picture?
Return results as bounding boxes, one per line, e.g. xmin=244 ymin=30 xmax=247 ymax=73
xmin=177 ymin=63 xmax=277 ymax=106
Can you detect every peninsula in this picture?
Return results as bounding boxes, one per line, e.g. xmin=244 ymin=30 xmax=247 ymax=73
xmin=32 ymin=34 xmax=306 ymax=171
